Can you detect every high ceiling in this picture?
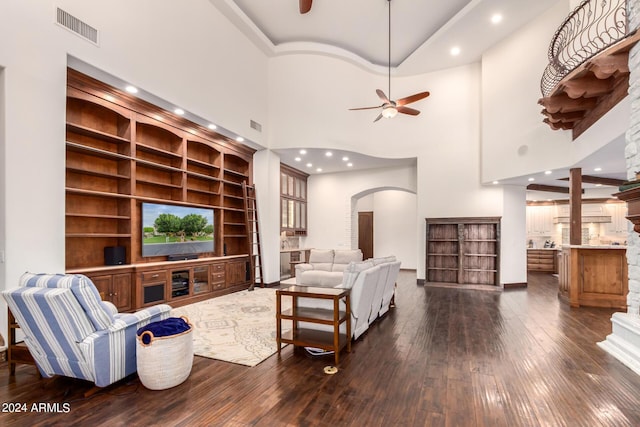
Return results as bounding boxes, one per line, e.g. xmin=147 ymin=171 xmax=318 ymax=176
xmin=207 ymin=0 xmax=627 ymax=193
xmin=216 ymin=0 xmax=561 ymax=75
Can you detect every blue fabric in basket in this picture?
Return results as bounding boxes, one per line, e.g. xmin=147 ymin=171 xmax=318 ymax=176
xmin=137 ymin=317 xmax=190 ymax=345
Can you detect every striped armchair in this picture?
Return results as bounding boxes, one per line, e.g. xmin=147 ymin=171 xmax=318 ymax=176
xmin=2 ymin=272 xmax=171 ymax=387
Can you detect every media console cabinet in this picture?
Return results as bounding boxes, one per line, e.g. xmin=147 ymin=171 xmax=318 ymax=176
xmin=64 ymin=69 xmax=256 ymax=310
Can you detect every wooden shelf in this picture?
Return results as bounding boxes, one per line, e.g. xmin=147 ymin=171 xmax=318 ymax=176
xmin=66 ymin=166 xmax=129 ymax=180
xmin=136 ymin=142 xmax=183 ymax=159
xmin=66 ymin=141 xmax=132 ymax=161
xmin=66 ymin=187 xmax=132 ymax=199
xmin=187 ymin=157 xmax=220 ymax=170
xmin=67 ymin=233 xmax=132 ymax=238
xmin=66 ymin=213 xmax=130 ymax=220
xmin=67 ymin=122 xmax=130 ymax=145
xmin=426 ymin=217 xmax=500 ymax=286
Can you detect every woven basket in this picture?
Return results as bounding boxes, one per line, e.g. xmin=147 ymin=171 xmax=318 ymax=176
xmin=136 ymin=316 xmax=194 ymax=390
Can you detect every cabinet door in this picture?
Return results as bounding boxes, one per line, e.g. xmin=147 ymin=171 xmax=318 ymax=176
xmin=91 ymin=276 xmax=112 ymax=303
xmin=193 ymin=265 xmax=210 ymax=294
xmin=112 ymin=273 xmax=132 ymax=311
xmin=90 ymin=273 xmax=132 ymax=312
xmin=226 ymin=259 xmax=249 ymax=287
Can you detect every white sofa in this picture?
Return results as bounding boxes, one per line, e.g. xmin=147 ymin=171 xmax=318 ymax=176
xmin=295 ymin=249 xmax=363 ymax=287
xmin=297 ymin=256 xmax=401 ymax=340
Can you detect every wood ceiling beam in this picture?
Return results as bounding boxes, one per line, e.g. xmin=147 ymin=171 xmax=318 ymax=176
xmin=558 ymin=175 xmax=625 ymax=187
xmin=526 ymin=184 xmax=584 ymax=194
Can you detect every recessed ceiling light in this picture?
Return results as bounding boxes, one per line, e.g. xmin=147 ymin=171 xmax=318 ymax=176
xmin=342 ymin=156 xmax=349 ymax=161
xmin=295 ymin=157 xmax=301 ymax=162
xmin=450 ymin=46 xmax=461 ymax=56
xmin=491 ymin=14 xmax=503 ymax=24
xmin=125 ymin=85 xmax=138 ymax=94
xmin=325 ymin=151 xmax=333 ymax=157
xmin=174 ymin=108 xmax=185 ymax=115
xmin=545 ymin=170 xmax=552 ymax=175
xmin=300 ymin=149 xmax=307 ymax=155
xmin=347 ymin=163 xmax=353 ymax=167
xmin=306 ymin=163 xmax=312 ymax=167
xmin=236 ymin=136 xmax=244 ymax=142
xmin=208 ymin=124 xmax=217 ymax=130
xmin=316 ymin=168 xmax=322 ymax=172
xmin=594 ymin=167 xmax=602 ymax=171
xmin=492 ymin=181 xmax=499 ymax=185
xmin=528 ymin=177 xmax=535 ymax=182
xmin=596 ymin=184 xmax=602 ymax=187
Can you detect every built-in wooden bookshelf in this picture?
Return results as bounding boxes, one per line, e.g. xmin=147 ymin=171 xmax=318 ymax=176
xmin=65 ymin=69 xmax=255 ymax=309
xmin=425 ymin=217 xmax=501 ymax=286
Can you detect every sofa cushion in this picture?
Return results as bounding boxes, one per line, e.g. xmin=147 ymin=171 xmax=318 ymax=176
xmin=371 ymin=255 xmax=396 ymax=265
xmin=299 ymin=271 xmax=343 ymax=287
xmin=331 ymin=250 xmax=363 ymax=272
xmin=308 ymin=249 xmax=334 ymax=271
xmin=340 ymin=260 xmax=374 ymax=289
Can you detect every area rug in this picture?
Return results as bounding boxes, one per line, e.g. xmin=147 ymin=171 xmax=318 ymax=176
xmin=171 ymin=288 xmax=291 ymax=367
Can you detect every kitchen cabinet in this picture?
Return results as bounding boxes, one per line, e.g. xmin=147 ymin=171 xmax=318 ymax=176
xmin=604 ymin=202 xmax=628 ymax=235
xmin=526 ymin=205 xmax=555 ymax=236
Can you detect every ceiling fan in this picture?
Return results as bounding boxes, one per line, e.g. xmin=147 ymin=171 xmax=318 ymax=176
xmin=349 ymin=0 xmax=430 ymax=122
xmin=299 ymin=0 xmax=312 ymax=14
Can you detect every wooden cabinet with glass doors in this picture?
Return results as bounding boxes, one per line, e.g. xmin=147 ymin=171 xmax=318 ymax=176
xmin=281 ymin=164 xmax=308 ymax=235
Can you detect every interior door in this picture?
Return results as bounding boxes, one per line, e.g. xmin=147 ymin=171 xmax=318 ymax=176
xmin=358 ymin=211 xmax=374 ymax=260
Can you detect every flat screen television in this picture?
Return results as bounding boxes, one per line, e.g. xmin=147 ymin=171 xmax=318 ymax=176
xmin=141 ymin=202 xmax=214 ymax=257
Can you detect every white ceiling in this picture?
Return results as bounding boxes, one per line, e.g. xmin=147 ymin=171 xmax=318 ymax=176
xmin=213 ymin=0 xmax=626 ymax=194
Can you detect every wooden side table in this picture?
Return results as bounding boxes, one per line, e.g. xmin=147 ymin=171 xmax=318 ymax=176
xmin=276 ymin=285 xmax=351 ymax=366
xmin=7 ymin=308 xmax=36 ymax=374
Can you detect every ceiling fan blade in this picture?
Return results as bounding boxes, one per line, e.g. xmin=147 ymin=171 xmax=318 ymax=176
xmin=376 ymin=89 xmax=390 ymax=104
xmin=373 ymin=113 xmax=383 ymax=122
xmin=397 ymin=106 xmax=421 ymax=116
xmin=349 ymin=105 xmax=382 ymax=111
xmin=396 ymin=91 xmax=430 ymax=106
xmin=299 ymin=0 xmax=312 ymax=14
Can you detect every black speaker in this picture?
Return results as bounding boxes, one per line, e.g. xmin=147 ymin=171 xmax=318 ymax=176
xmin=104 ymin=246 xmax=126 ymax=265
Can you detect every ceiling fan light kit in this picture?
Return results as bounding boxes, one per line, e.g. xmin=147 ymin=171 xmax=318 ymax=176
xmin=348 ymin=0 xmax=430 ymax=122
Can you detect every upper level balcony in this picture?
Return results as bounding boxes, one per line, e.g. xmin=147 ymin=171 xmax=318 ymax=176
xmin=539 ymin=0 xmax=640 ymax=139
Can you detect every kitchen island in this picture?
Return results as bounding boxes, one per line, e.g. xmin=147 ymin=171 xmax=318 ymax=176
xmin=558 ymin=245 xmax=628 ymax=309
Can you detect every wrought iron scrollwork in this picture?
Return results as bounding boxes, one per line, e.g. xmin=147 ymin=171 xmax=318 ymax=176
xmin=541 ymin=0 xmax=627 ymax=97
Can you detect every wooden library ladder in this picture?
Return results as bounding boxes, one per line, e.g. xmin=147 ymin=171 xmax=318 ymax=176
xmin=243 ymin=182 xmax=264 ymax=290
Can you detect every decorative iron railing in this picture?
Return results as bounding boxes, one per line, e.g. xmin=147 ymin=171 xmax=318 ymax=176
xmin=541 ymin=0 xmax=628 ymax=97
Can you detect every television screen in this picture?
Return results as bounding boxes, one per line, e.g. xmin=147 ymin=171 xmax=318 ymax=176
xmin=142 ymin=203 xmax=214 ymax=257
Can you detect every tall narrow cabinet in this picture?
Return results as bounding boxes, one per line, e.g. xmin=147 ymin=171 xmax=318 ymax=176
xmin=425 ymin=217 xmax=501 ymax=286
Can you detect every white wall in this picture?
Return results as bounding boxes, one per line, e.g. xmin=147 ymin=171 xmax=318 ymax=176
xmin=0 ymin=67 xmax=5 ymax=346
xmin=371 ymin=191 xmax=417 ymax=269
xmin=306 ymin=165 xmax=417 ymax=252
xmin=482 ymin=1 xmax=572 ymax=183
xmin=355 ymin=190 xmax=417 ymax=269
xmin=501 ymin=186 xmax=527 ymax=284
xmin=253 ymin=150 xmax=281 ymax=284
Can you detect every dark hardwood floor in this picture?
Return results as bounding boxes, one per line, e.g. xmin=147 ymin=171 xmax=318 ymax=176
xmin=2 ymin=271 xmax=640 ymax=426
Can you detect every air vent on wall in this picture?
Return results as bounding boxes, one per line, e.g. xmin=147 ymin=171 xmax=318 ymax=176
xmin=250 ymin=120 xmax=262 ymax=132
xmin=55 ymin=7 xmax=99 ymax=45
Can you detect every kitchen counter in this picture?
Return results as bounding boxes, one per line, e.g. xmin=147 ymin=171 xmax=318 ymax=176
xmin=527 ymin=249 xmax=559 ymax=273
xmin=564 ymin=245 xmax=626 ymax=249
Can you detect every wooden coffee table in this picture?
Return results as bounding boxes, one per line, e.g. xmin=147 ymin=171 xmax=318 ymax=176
xmin=276 ymin=285 xmax=351 ymax=366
